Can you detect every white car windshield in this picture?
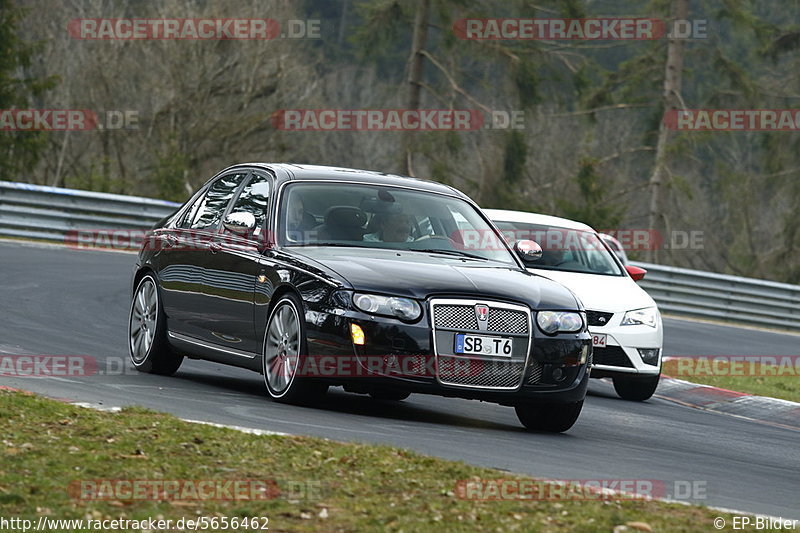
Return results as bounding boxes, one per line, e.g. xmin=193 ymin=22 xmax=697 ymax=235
xmin=279 ymin=182 xmax=517 ymax=265
xmin=492 ymin=221 xmax=624 ymax=276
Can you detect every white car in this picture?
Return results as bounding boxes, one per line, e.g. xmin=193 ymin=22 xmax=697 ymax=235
xmin=485 ymin=209 xmax=663 ymax=401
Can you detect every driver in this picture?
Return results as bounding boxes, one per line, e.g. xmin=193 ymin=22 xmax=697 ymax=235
xmin=542 ymin=247 xmax=581 ymax=268
xmin=364 ymin=212 xmax=414 ymax=243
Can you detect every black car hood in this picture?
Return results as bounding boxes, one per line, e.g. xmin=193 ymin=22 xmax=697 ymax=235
xmin=290 ymin=247 xmax=580 ymax=310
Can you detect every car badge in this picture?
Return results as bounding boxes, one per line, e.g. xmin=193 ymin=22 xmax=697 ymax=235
xmin=599 ymin=316 xmax=606 ymax=324
xmin=475 ymin=305 xmax=489 ymax=322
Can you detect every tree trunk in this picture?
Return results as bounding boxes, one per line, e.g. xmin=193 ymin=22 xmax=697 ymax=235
xmin=646 ymin=0 xmax=687 ymax=263
xmin=403 ymin=0 xmax=430 ymax=176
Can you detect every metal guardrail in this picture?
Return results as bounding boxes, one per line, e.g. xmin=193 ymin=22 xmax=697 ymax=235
xmin=0 ymin=180 xmax=179 ymax=242
xmin=1 ymin=180 xmax=798 ymax=331
xmin=631 ymin=261 xmax=800 ymax=331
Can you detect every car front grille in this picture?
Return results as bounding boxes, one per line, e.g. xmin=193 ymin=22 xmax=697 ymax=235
xmin=592 ymin=346 xmax=633 ymax=368
xmin=527 ymin=360 xmax=544 ymax=384
xmin=433 ymin=304 xmax=528 ymax=334
xmin=487 ymin=308 xmax=529 ymax=334
xmin=438 ymin=357 xmax=526 ymax=388
xmin=433 ymin=305 xmax=479 ymax=331
xmin=430 ymin=299 xmax=532 ymax=390
xmin=586 ymin=310 xmax=614 ymax=327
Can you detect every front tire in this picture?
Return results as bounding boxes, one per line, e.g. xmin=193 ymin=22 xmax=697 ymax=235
xmin=613 ymin=374 xmax=660 ymax=401
xmin=262 ymin=293 xmax=327 ymax=405
xmin=128 ymin=274 xmax=183 ymax=375
xmin=515 ymin=400 xmax=583 ymax=433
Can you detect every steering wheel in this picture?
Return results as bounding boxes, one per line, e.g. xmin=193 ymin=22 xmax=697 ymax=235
xmin=411 ymin=235 xmax=461 ymax=251
xmin=414 ymin=235 xmax=454 ymax=244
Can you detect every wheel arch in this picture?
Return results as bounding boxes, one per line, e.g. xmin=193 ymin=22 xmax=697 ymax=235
xmin=132 ymin=266 xmax=157 ymax=296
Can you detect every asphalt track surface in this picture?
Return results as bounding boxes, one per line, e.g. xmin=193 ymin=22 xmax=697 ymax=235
xmin=1 ymin=241 xmax=798 ymax=518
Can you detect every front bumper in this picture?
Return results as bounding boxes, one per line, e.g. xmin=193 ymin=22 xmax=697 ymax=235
xmin=587 ymin=313 xmax=663 ymax=377
xmin=305 ymin=296 xmax=591 ymax=405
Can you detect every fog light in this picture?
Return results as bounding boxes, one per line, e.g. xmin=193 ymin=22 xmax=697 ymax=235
xmin=350 ymin=323 xmax=366 ymax=346
xmin=638 ymin=348 xmax=660 ymax=365
xmin=552 ymin=367 xmax=564 ymax=381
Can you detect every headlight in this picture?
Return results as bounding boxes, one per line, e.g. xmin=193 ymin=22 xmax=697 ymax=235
xmin=352 ymin=293 xmax=421 ymax=321
xmin=536 ymin=311 xmax=584 ymax=335
xmin=621 ymin=307 xmax=659 ymax=328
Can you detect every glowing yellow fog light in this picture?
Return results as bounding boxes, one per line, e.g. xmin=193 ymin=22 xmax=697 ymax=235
xmin=350 ymin=323 xmax=366 ymax=345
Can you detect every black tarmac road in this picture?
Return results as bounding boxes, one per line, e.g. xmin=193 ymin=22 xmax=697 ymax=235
xmin=1 ymin=241 xmax=798 ymax=518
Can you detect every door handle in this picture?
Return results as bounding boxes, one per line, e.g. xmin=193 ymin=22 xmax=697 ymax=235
xmin=209 ymin=242 xmax=222 ymax=254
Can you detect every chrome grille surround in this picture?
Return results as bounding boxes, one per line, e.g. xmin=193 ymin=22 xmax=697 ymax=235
xmin=429 ymin=298 xmax=533 ymax=390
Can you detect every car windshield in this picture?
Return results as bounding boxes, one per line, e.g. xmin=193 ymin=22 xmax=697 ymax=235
xmin=492 ymin=221 xmax=624 ymax=276
xmin=279 ymin=182 xmax=517 ymax=265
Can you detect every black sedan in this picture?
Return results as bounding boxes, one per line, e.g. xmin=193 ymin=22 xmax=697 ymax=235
xmin=129 ymin=163 xmax=592 ymax=432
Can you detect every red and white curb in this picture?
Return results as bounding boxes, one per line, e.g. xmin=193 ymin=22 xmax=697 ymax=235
xmin=654 ymin=374 xmax=800 ymax=431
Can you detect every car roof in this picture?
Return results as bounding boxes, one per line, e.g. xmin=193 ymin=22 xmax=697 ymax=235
xmin=484 ymin=209 xmax=596 ymax=232
xmin=221 ymin=162 xmax=466 ymax=199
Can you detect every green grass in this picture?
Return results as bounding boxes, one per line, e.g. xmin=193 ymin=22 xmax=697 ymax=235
xmin=0 ymin=389 xmax=764 ymax=532
xmin=662 ymin=358 xmax=800 ymax=403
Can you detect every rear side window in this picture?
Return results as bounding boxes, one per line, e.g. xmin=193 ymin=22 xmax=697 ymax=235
xmin=229 ymin=173 xmax=270 ymax=232
xmin=184 ymin=172 xmax=247 ymax=230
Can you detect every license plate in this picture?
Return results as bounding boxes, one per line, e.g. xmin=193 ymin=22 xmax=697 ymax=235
xmin=454 ymin=334 xmax=512 ymax=357
xmin=591 ymin=333 xmax=607 ymax=347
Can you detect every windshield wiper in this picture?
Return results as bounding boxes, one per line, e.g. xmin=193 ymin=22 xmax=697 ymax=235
xmin=414 ymin=248 xmax=489 ymax=261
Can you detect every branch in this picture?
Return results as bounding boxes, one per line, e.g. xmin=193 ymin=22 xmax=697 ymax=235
xmin=597 ymin=146 xmax=656 ymax=165
xmin=419 ymin=50 xmax=493 ymax=114
xmin=547 ymin=103 xmax=651 ymax=117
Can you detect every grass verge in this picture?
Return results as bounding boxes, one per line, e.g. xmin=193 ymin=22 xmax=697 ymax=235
xmin=0 ymin=389 xmax=749 ymax=532
xmin=662 ymin=358 xmax=800 ymax=403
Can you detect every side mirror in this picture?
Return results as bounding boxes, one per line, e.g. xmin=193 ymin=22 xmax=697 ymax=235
xmin=513 ymin=240 xmax=543 ymax=264
xmin=625 ymin=265 xmax=647 ymax=281
xmin=223 ymin=212 xmax=256 ymax=235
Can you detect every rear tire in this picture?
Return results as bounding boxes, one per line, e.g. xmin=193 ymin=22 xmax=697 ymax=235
xmin=613 ymin=374 xmax=660 ymax=401
xmin=515 ymin=400 xmax=583 ymax=433
xmin=128 ymin=274 xmax=183 ymax=376
xmin=262 ymin=293 xmax=327 ymax=405
xmin=369 ymin=390 xmax=411 ymax=401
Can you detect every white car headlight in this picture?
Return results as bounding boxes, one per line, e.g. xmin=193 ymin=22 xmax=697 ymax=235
xmin=621 ymin=307 xmax=659 ymax=328
xmin=352 ymin=293 xmax=421 ymax=321
xmin=536 ymin=311 xmax=584 ymax=335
